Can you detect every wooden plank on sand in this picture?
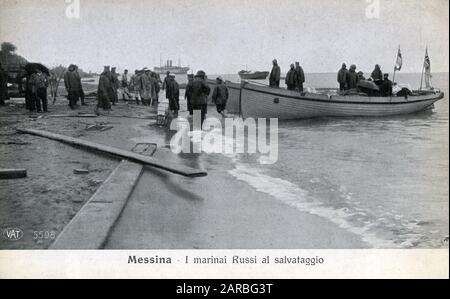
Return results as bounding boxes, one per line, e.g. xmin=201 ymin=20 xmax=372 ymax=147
xmin=50 ymin=160 xmax=143 ymax=249
xmin=17 ymin=128 xmax=207 ymax=177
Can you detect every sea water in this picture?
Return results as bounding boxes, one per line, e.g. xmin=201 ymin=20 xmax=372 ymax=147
xmin=218 ymin=72 xmax=449 ymax=248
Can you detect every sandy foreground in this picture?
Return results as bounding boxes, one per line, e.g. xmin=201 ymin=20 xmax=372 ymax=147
xmin=0 ymin=89 xmax=369 ymax=249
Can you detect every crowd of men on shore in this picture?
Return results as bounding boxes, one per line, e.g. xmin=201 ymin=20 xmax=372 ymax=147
xmin=0 ymin=61 xmax=226 ymax=124
xmin=96 ymin=66 xmax=226 ymax=124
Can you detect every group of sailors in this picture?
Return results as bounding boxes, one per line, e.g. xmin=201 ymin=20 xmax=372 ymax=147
xmin=337 ymin=63 xmax=393 ymax=96
xmin=96 ymin=66 xmax=175 ymax=115
xmin=96 ymin=66 xmax=226 ymax=125
xmin=268 ymin=58 xmax=394 ymax=97
xmin=269 ymin=59 xmax=306 ymax=92
xmin=185 ymin=71 xmax=229 ymax=124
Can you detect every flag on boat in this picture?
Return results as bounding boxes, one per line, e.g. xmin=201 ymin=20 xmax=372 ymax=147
xmin=395 ymin=46 xmax=403 ymax=71
xmin=423 ymin=47 xmax=433 ymax=89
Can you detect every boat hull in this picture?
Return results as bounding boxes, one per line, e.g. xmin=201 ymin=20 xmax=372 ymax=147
xmin=240 ymin=83 xmax=444 ymax=119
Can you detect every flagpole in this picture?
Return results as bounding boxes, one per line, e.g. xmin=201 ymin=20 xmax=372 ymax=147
xmin=393 ymin=45 xmax=400 ymax=84
xmin=419 ymin=64 xmax=425 ymax=91
xmin=419 ymin=47 xmax=426 ymax=91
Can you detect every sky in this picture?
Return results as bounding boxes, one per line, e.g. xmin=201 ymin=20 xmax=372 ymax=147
xmin=0 ymin=0 xmax=448 ymax=74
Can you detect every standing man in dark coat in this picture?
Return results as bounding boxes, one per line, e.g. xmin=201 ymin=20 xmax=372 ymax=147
xmin=285 ymin=64 xmax=296 ymax=90
xmin=294 ymin=61 xmax=305 ymax=92
xmin=347 ymin=64 xmax=359 ymax=89
xmin=337 ymin=63 xmax=348 ymax=91
xmin=269 ymin=59 xmax=281 ymax=88
xmin=0 ymin=63 xmax=8 ymax=106
xmin=211 ymin=76 xmax=229 ymax=116
xmin=33 ymin=69 xmax=49 ymax=112
xmin=371 ymin=64 xmax=384 ymax=85
xmin=151 ymin=71 xmax=161 ymax=103
xmin=191 ymin=70 xmax=211 ymax=126
xmin=74 ymin=65 xmax=86 ymax=105
xmin=166 ymin=73 xmax=180 ymax=115
xmin=95 ymin=66 xmax=113 ymax=114
xmin=64 ymin=64 xmax=80 ymax=109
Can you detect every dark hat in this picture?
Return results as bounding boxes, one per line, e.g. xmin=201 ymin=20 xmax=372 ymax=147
xmin=195 ymin=70 xmax=206 ymax=78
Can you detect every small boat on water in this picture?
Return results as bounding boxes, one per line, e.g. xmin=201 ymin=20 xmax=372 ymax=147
xmin=238 ymin=70 xmax=269 ymax=80
xmin=206 ymin=79 xmax=444 ymax=119
xmin=238 ymin=82 xmax=444 ymax=119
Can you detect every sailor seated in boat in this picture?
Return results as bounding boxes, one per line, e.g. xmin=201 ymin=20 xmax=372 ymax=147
xmin=379 ymin=74 xmax=393 ymax=97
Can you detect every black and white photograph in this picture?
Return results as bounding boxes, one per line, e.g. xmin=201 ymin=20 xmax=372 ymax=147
xmin=0 ymin=0 xmax=448 ymax=279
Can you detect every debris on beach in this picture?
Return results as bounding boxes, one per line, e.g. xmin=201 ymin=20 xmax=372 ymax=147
xmin=73 ymin=168 xmax=90 ymax=174
xmin=84 ymin=123 xmax=113 ymax=132
xmin=0 ymin=138 xmax=29 ymax=145
xmin=0 ymin=168 xmax=27 ymax=179
xmin=131 ymin=143 xmax=157 ymax=157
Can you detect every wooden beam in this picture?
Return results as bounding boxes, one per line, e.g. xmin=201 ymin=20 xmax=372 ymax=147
xmin=17 ymin=128 xmax=207 ymax=178
xmin=50 ymin=160 xmax=143 ymax=249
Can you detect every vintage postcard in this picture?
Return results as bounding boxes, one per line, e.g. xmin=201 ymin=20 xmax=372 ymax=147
xmin=0 ymin=0 xmax=448 ymax=280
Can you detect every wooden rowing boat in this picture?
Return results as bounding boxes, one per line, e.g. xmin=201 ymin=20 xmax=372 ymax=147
xmin=239 ymin=82 xmax=444 ymax=119
xmin=215 ymin=80 xmax=443 ymax=119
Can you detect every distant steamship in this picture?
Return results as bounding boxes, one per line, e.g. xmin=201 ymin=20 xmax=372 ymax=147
xmin=153 ymin=58 xmax=190 ymax=75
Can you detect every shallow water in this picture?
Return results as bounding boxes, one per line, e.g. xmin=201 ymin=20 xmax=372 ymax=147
xmin=222 ymin=72 xmax=449 ymax=248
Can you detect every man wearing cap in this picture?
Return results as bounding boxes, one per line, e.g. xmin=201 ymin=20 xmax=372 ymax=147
xmin=32 ymin=69 xmax=49 ymax=112
xmin=64 ymin=64 xmax=81 ymax=109
xmin=120 ymin=69 xmax=132 ymax=101
xmin=191 ymin=70 xmax=211 ymax=126
xmin=165 ymin=73 xmax=180 ymax=115
xmin=95 ymin=66 xmax=113 ymax=114
xmin=129 ymin=70 xmax=142 ymax=105
xmin=212 ymin=76 xmax=228 ymax=116
xmin=380 ymin=73 xmax=393 ymax=97
xmin=140 ymin=69 xmax=154 ymax=106
xmin=269 ymin=59 xmax=281 ymax=88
